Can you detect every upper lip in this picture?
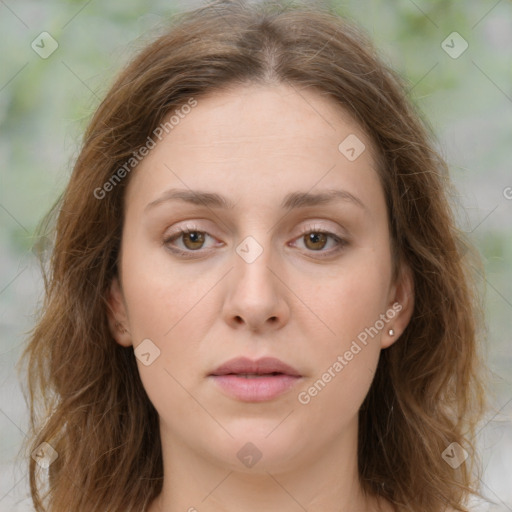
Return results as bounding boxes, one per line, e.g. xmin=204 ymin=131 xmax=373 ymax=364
xmin=209 ymin=357 xmax=302 ymax=377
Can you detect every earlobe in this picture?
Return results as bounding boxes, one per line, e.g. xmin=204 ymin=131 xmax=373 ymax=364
xmin=382 ymin=264 xmax=415 ymax=349
xmin=106 ymin=275 xmax=133 ymax=347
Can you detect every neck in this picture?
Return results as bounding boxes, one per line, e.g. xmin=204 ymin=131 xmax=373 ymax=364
xmin=148 ymin=419 xmax=389 ymax=512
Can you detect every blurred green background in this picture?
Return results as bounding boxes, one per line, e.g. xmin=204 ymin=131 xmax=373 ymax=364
xmin=1 ymin=0 xmax=511 ymax=510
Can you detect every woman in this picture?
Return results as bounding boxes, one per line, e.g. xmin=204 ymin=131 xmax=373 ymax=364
xmin=20 ymin=1 xmax=488 ymax=511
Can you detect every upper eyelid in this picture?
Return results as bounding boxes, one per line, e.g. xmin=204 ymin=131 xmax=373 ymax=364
xmin=164 ymin=216 xmax=348 ymax=234
xmin=164 ymin=222 xmax=346 ymax=240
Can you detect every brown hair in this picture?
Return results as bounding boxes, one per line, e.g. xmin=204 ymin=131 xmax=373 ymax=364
xmin=19 ymin=1 xmax=488 ymax=510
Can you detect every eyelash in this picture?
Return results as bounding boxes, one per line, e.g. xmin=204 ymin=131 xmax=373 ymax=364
xmin=163 ymin=223 xmax=348 ymax=259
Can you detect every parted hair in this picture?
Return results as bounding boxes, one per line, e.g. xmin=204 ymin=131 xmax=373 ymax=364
xmin=19 ymin=1 xmax=488 ymax=511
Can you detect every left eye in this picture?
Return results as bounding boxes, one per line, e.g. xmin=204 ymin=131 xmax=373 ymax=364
xmin=293 ymin=229 xmax=343 ymax=252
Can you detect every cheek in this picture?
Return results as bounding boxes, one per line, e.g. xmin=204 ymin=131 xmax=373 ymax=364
xmin=123 ymin=271 xmax=213 ymax=391
xmin=310 ymin=251 xmax=391 ymax=346
xmin=119 ymin=241 xmax=220 ymax=408
xmin=120 ymin=234 xmax=213 ymax=340
xmin=121 ymin=261 xmax=207 ymax=425
xmin=295 ymin=251 xmax=390 ymax=412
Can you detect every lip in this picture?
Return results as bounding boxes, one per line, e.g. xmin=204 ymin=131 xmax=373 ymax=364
xmin=210 ymin=356 xmax=302 ymax=377
xmin=208 ymin=357 xmax=303 ymax=402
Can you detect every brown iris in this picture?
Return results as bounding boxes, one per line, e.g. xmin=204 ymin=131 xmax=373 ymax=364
xmin=182 ymin=231 xmax=206 ymax=250
xmin=304 ymin=232 xmax=328 ymax=251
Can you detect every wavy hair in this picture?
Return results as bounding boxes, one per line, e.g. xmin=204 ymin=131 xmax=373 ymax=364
xmin=19 ymin=1 xmax=488 ymax=510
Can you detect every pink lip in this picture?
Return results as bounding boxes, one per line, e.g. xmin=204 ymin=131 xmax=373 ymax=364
xmin=209 ymin=357 xmax=303 ymax=402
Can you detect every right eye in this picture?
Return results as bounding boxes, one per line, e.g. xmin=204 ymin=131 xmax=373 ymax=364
xmin=163 ymin=225 xmax=222 ymax=257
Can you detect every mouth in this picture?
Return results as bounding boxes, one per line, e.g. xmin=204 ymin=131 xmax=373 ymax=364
xmin=225 ymin=372 xmax=286 ymax=378
xmin=208 ymin=357 xmax=303 ymax=402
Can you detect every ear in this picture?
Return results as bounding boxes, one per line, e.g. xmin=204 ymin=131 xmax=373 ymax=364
xmin=381 ymin=263 xmax=415 ymax=349
xmin=106 ymin=275 xmax=133 ymax=347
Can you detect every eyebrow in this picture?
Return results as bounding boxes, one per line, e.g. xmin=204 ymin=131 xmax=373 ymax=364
xmin=144 ymin=187 xmax=367 ymax=213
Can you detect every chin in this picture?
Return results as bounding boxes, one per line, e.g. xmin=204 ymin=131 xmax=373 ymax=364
xmin=198 ymin=424 xmax=309 ymax=473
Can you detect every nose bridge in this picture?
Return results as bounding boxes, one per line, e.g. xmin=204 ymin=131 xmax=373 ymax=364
xmin=223 ymin=231 xmax=289 ymax=330
xmin=232 ymin=233 xmax=276 ymax=296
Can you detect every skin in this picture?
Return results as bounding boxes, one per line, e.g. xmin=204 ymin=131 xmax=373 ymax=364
xmin=107 ymin=83 xmax=414 ymax=512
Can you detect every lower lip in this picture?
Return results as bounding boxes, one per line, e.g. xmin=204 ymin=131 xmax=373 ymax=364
xmin=210 ymin=374 xmax=301 ymax=402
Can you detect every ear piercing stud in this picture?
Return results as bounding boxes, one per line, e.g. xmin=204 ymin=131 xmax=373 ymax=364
xmin=388 ymin=329 xmax=395 ymax=336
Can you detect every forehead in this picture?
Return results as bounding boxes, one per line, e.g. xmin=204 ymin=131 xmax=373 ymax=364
xmin=159 ymin=83 xmax=371 ymax=154
xmin=124 ymin=83 xmax=382 ymax=212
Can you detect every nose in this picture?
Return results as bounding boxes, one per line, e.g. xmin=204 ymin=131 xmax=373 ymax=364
xmin=221 ymin=237 xmax=290 ymax=333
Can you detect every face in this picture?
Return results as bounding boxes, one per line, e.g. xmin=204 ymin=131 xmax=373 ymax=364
xmin=107 ymin=83 xmax=414 ymax=474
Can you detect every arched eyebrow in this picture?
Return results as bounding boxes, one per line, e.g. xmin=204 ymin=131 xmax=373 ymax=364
xmin=144 ymin=188 xmax=367 ymax=213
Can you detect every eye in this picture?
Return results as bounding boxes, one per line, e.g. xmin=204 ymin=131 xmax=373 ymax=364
xmin=292 ymin=224 xmax=348 ymax=256
xmin=163 ymin=224 xmax=219 ymax=256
